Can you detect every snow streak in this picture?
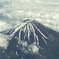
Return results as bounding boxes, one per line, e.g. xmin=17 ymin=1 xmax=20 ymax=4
xmin=11 ymin=20 xmax=48 ymax=49
xmin=1 ymin=20 xmax=49 ymax=53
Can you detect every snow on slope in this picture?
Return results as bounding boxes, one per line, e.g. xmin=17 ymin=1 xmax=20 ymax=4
xmin=4 ymin=20 xmax=51 ymax=54
xmin=0 ymin=19 xmax=59 ymax=54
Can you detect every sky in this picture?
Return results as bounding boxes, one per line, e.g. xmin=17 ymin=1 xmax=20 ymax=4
xmin=0 ymin=0 xmax=59 ymax=49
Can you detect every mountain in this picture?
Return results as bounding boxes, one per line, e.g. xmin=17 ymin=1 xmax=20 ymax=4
xmin=0 ymin=19 xmax=59 ymax=59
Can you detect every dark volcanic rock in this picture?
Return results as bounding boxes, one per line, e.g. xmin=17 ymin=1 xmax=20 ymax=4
xmin=0 ymin=20 xmax=59 ymax=59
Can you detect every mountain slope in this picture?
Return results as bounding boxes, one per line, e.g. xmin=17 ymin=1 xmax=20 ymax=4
xmin=0 ymin=19 xmax=59 ymax=59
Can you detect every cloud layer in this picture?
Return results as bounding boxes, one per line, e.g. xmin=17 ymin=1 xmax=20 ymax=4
xmin=0 ymin=0 xmax=59 ymax=28
xmin=0 ymin=0 xmax=59 ymax=49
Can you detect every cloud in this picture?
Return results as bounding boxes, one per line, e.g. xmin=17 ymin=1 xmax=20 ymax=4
xmin=0 ymin=21 xmax=12 ymax=32
xmin=0 ymin=34 xmax=9 ymax=49
xmin=35 ymin=12 xmax=59 ymax=32
xmin=0 ymin=0 xmax=59 ymax=31
xmin=18 ymin=41 xmax=39 ymax=54
xmin=43 ymin=2 xmax=59 ymax=5
xmin=29 ymin=44 xmax=39 ymax=54
xmin=0 ymin=0 xmax=59 ymax=49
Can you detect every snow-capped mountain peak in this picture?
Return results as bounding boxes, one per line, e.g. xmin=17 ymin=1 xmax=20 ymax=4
xmin=9 ymin=20 xmax=48 ymax=46
xmin=1 ymin=19 xmax=59 ymax=55
xmin=5 ymin=20 xmax=51 ymax=54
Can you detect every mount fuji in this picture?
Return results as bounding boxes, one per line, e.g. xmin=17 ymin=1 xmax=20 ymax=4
xmin=0 ymin=19 xmax=59 ymax=59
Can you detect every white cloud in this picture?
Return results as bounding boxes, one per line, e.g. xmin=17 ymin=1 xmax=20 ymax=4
xmin=28 ymin=44 xmax=39 ymax=54
xmin=0 ymin=34 xmax=9 ymax=49
xmin=43 ymin=2 xmax=59 ymax=5
xmin=0 ymin=0 xmax=59 ymax=31
xmin=0 ymin=0 xmax=59 ymax=49
xmin=20 ymin=41 xmax=28 ymax=47
xmin=35 ymin=12 xmax=59 ymax=32
xmin=0 ymin=21 xmax=12 ymax=32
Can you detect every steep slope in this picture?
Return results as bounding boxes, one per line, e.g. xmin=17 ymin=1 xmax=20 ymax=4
xmin=0 ymin=19 xmax=59 ymax=59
